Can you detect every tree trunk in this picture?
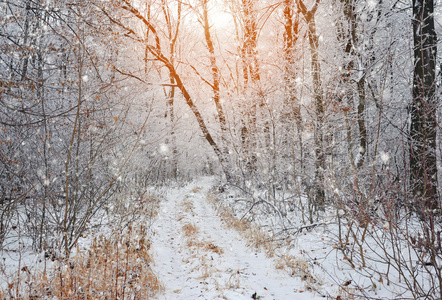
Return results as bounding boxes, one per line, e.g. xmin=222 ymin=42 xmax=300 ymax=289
xmin=283 ymin=0 xmax=304 ymax=192
xmin=201 ymin=0 xmax=229 ymax=159
xmin=410 ymin=0 xmax=438 ymax=212
xmin=200 ymin=0 xmax=232 ymax=181
xmin=297 ymin=0 xmax=326 ymax=208
xmin=240 ymin=0 xmax=260 ymax=177
xmin=162 ymin=0 xmax=180 ymax=180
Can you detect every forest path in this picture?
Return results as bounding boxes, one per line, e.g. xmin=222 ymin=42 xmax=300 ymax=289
xmin=150 ymin=178 xmax=320 ymax=300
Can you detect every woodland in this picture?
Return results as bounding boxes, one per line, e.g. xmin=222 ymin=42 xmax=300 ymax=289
xmin=0 ymin=0 xmax=441 ymax=298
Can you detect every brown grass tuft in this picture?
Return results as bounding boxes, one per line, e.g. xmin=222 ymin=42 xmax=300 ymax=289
xmin=205 ymin=242 xmax=223 ymax=254
xmin=182 ymin=223 xmax=198 ymax=237
xmin=185 ymin=239 xmax=223 ymax=255
xmin=182 ymin=198 xmax=194 ymax=213
xmin=190 ymin=187 xmax=202 ymax=193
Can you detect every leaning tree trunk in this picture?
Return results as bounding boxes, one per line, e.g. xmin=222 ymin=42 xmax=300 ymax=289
xmin=118 ymin=0 xmax=232 ymax=182
xmin=201 ymin=0 xmax=229 ymax=161
xmin=410 ymin=0 xmax=438 ymax=213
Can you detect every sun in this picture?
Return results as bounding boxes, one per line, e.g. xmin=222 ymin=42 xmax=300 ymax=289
xmin=207 ymin=2 xmax=234 ymax=30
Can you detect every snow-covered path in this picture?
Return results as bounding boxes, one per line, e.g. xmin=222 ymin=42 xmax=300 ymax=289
xmin=150 ymin=178 xmax=322 ymax=300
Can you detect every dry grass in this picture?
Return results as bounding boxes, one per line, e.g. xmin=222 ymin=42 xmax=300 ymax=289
xmin=205 ymin=242 xmax=223 ymax=254
xmin=246 ymin=226 xmax=276 ymax=257
xmin=2 ymin=224 xmax=161 ymax=299
xmin=275 ymin=254 xmax=314 ymax=283
xmin=112 ymin=192 xmax=161 ymax=220
xmin=2 ymin=193 xmax=162 ymax=299
xmin=182 ymin=198 xmax=194 ymax=213
xmin=182 ymin=223 xmax=198 ymax=237
xmin=226 ymin=271 xmax=241 ymax=289
xmin=190 ymin=187 xmax=202 ymax=193
xmin=178 ymin=195 xmax=224 ymax=285
xmin=194 ymin=255 xmax=220 ymax=280
xmin=185 ymin=239 xmax=224 ymax=255
xmin=208 ymin=191 xmax=318 ymax=288
xmin=337 ymin=287 xmax=357 ymax=300
xmin=209 ymin=192 xmax=275 ymax=257
xmin=216 ymin=201 xmax=251 ymax=232
xmin=186 ymin=238 xmax=206 ymax=249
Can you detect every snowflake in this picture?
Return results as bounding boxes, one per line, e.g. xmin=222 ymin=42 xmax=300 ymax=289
xmin=380 ymin=151 xmax=390 ymax=164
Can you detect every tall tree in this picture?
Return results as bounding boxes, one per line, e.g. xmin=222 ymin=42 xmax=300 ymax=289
xmin=239 ymin=0 xmax=260 ymax=176
xmin=241 ymin=0 xmax=260 ymax=85
xmin=161 ymin=0 xmax=181 ymax=180
xmin=296 ymin=0 xmax=325 ymax=209
xmin=108 ymin=0 xmax=232 ymax=181
xmin=409 ymin=0 xmax=438 ymax=212
xmin=283 ymin=0 xmax=302 ymax=134
xmin=200 ymin=0 xmax=230 ymax=175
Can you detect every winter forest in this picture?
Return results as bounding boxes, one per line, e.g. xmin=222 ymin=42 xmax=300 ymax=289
xmin=0 ymin=0 xmax=441 ymax=298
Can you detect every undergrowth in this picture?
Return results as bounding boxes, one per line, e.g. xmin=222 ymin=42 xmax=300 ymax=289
xmin=1 ymin=193 xmax=162 ymax=299
xmin=207 ymin=190 xmax=321 ymax=293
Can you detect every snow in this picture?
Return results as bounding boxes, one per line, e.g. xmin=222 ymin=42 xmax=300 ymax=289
xmin=150 ymin=177 xmax=322 ymax=300
xmin=380 ymin=151 xmax=390 ymax=164
xmin=159 ymin=143 xmax=169 ymax=154
xmin=0 ymin=177 xmax=436 ymax=299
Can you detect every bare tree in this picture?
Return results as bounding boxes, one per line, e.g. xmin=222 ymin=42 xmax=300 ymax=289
xmin=104 ymin=0 xmax=232 ymax=181
xmin=200 ymin=0 xmax=231 ymax=179
xmin=409 ymin=0 xmax=439 ymax=213
xmin=160 ymin=0 xmax=181 ymax=180
xmin=296 ymin=0 xmax=325 ymax=209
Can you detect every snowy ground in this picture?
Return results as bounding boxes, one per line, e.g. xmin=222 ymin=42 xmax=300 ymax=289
xmin=1 ymin=177 xmax=427 ymax=299
xmin=150 ymin=177 xmax=323 ymax=300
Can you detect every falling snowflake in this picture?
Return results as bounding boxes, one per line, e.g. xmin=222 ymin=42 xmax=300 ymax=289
xmin=380 ymin=151 xmax=390 ymax=164
xmin=160 ymin=144 xmax=168 ymax=154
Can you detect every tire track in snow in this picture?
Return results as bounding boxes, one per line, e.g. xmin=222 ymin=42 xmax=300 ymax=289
xmin=151 ymin=179 xmax=322 ymax=300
